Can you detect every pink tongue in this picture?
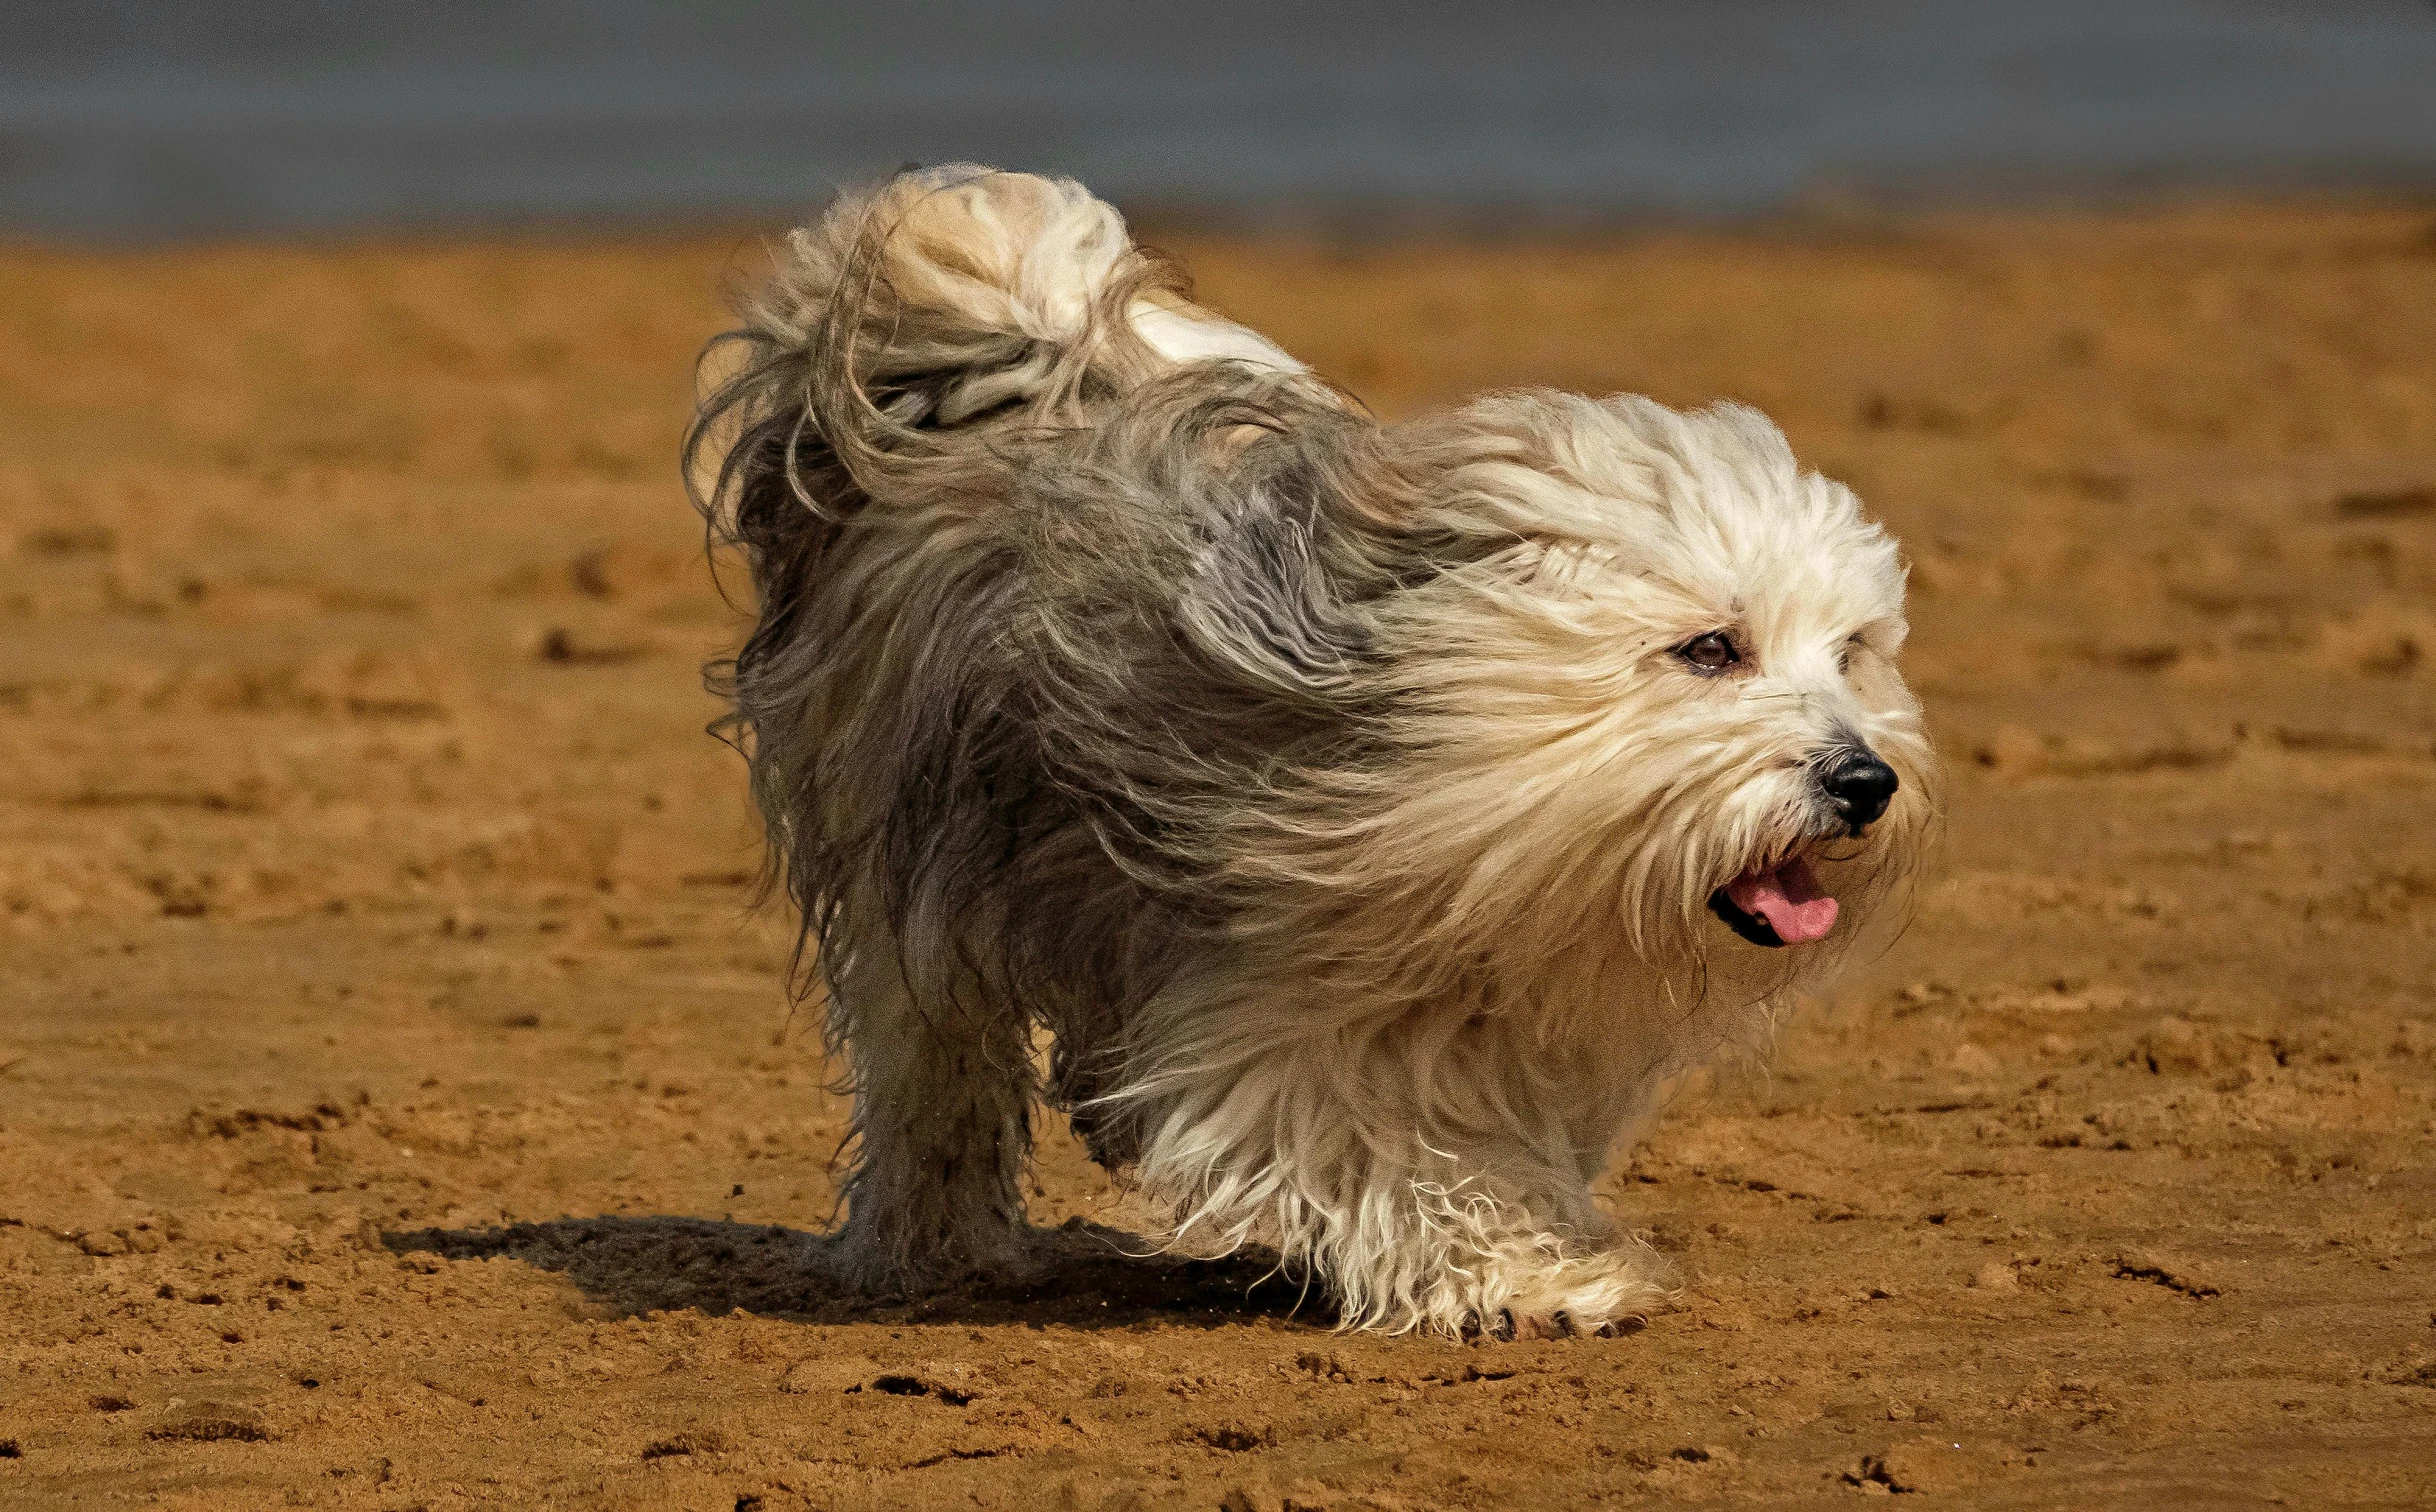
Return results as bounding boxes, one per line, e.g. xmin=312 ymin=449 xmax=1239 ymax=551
xmin=1725 ymin=856 xmax=1839 ymax=945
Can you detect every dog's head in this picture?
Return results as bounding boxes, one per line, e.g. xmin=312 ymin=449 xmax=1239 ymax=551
xmin=1334 ymin=392 xmax=1936 ymax=1001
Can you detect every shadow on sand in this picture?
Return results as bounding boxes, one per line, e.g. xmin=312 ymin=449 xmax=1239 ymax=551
xmin=383 ymin=1215 xmax=1322 ymax=1329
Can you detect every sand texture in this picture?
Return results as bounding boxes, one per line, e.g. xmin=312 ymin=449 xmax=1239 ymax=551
xmin=3 ymin=202 xmax=2435 ymax=1508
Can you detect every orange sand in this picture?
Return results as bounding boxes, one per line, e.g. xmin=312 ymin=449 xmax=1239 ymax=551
xmin=3 ymin=201 xmax=2434 ymax=1508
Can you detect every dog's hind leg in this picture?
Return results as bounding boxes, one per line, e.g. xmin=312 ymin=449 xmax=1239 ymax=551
xmin=819 ymin=918 xmax=1035 ymax=1293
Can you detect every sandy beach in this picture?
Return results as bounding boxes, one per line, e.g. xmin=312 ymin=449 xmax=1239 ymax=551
xmin=3 ymin=200 xmax=2434 ymax=1507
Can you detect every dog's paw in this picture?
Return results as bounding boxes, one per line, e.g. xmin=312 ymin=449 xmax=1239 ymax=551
xmin=1445 ymin=1240 xmax=1672 ymax=1340
xmin=1490 ymin=1309 xmax=1640 ymax=1341
xmin=1501 ymin=1309 xmax=1571 ymax=1341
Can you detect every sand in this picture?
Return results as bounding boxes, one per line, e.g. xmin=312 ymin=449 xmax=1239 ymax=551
xmin=3 ymin=201 xmax=2434 ymax=1509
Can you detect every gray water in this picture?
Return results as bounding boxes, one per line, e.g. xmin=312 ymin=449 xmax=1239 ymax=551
xmin=6 ymin=0 xmax=2436 ymax=235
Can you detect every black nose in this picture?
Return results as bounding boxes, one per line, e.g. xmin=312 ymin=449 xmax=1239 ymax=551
xmin=1819 ymin=748 xmax=1899 ymax=830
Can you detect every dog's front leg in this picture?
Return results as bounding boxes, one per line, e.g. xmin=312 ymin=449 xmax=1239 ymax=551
xmin=1326 ymin=1131 xmax=1671 ymax=1338
xmin=821 ymin=922 xmax=1034 ymax=1293
xmin=1136 ymin=1034 xmax=1672 ymax=1335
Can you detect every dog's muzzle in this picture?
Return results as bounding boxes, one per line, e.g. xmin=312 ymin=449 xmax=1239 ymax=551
xmin=1708 ymin=744 xmax=1900 ymax=948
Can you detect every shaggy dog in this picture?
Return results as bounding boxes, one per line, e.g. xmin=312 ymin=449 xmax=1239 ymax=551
xmin=688 ymin=166 xmax=1935 ymax=1337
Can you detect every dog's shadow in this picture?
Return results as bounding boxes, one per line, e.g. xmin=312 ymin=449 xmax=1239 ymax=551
xmin=384 ymin=1216 xmax=1322 ymax=1329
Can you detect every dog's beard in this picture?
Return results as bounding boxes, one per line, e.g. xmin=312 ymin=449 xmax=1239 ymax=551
xmin=1573 ymin=754 xmax=1931 ymax=1037
xmin=1210 ymin=756 xmax=1923 ymax=1052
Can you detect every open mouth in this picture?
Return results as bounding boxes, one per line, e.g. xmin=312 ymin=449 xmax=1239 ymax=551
xmin=1708 ymin=855 xmax=1839 ymax=948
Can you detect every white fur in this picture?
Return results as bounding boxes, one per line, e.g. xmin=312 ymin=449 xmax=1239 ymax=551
xmin=1127 ymin=298 xmax=1305 ymax=372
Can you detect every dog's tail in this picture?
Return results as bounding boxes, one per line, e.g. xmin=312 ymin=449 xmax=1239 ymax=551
xmin=687 ymin=163 xmax=1301 ymax=531
xmin=686 ymin=166 xmax=1315 ymax=979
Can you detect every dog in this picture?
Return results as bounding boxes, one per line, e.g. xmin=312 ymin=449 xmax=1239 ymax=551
xmin=687 ymin=166 xmax=1935 ymax=1337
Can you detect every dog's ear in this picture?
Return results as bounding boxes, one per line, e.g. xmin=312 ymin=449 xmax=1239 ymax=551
xmin=1163 ymin=401 xmax=1409 ymax=705
xmin=1184 ymin=501 xmax=1369 ymax=698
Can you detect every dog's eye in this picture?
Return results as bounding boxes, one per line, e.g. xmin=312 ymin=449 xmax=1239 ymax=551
xmin=1674 ymin=631 xmax=1740 ymax=674
xmin=1840 ymin=634 xmax=1864 ymax=674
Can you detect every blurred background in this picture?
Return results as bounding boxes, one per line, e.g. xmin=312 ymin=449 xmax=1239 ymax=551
xmin=8 ymin=0 xmax=2436 ymax=236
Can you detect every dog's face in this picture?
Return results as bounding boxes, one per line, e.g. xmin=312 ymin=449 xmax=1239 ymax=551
xmin=1358 ymin=394 xmax=1935 ymax=990
xmin=1621 ymin=443 xmax=1932 ymax=959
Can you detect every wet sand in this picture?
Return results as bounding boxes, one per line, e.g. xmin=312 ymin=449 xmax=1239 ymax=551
xmin=3 ymin=201 xmax=2434 ymax=1508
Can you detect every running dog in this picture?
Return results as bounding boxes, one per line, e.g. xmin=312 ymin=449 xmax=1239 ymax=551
xmin=687 ymin=166 xmax=1935 ymax=1337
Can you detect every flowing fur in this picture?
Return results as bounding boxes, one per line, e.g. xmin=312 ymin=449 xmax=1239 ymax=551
xmin=687 ymin=165 xmax=1937 ymax=1336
